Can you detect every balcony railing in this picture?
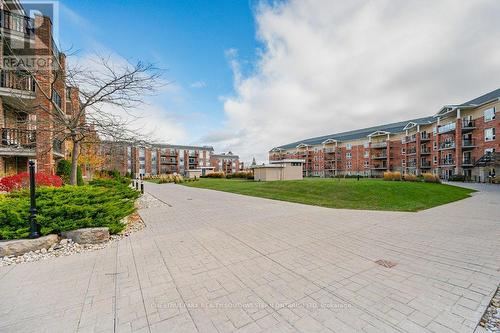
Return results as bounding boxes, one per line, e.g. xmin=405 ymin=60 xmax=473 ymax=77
xmin=421 ymin=147 xmax=431 ymax=154
xmin=421 ymin=161 xmax=431 ymax=168
xmin=420 ymin=133 xmax=431 ymax=141
xmin=0 ymin=9 xmax=34 ymax=38
xmin=407 ymin=148 xmax=417 ymax=155
xmin=462 ymin=119 xmax=475 ymax=130
xmin=0 ymin=70 xmax=36 ymax=92
xmin=438 ymin=122 xmax=456 ymax=134
xmin=404 ymin=135 xmax=417 ymax=143
xmin=462 ymin=139 xmax=476 ymax=148
xmin=439 ymin=141 xmax=455 ymax=150
xmin=371 ymin=141 xmax=387 ymax=148
xmin=440 ymin=158 xmax=455 ymax=166
xmin=324 ymin=148 xmax=336 ymax=153
xmin=371 ymin=154 xmax=387 ymax=159
xmin=1 ymin=128 xmax=36 ymax=148
xmin=462 ymin=158 xmax=473 ymax=166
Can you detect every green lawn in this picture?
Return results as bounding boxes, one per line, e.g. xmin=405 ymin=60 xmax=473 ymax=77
xmin=182 ymin=178 xmax=474 ymax=212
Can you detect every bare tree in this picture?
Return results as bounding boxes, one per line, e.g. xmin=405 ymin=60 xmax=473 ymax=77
xmin=10 ymin=51 xmax=163 ymax=185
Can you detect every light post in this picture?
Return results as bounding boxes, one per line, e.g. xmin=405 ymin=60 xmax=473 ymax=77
xmin=28 ymin=160 xmax=40 ymax=239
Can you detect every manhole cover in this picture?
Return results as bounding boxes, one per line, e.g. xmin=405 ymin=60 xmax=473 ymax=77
xmin=375 ymin=259 xmax=397 ymax=268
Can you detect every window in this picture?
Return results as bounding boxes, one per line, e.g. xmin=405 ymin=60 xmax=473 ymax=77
xmin=433 ymin=141 xmax=437 ymax=150
xmin=433 ymin=156 xmax=437 ymax=164
xmin=363 ymin=142 xmax=369 ymax=148
xmin=364 ymin=151 xmax=369 ymax=158
xmin=347 ymin=161 xmax=352 ymax=169
xmin=291 ymin=162 xmax=301 ymax=166
xmin=346 ymin=144 xmax=352 ymax=150
xmin=484 ymin=107 xmax=496 ymax=122
xmin=485 ymin=148 xmax=495 ymax=154
xmin=364 ymin=160 xmax=369 ymax=167
xmin=401 ymin=148 xmax=406 ymax=155
xmin=346 ymin=152 xmax=352 ymax=159
xmin=485 ymin=128 xmax=496 ymax=141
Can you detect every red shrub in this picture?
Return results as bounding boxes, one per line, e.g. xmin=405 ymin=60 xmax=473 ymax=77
xmin=0 ymin=172 xmax=63 ymax=192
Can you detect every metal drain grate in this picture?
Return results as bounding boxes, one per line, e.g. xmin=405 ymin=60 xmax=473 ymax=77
xmin=375 ymin=259 xmax=397 ymax=268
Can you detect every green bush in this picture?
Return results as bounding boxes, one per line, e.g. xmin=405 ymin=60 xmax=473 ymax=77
xmin=56 ymin=159 xmax=84 ymax=185
xmin=0 ymin=179 xmax=139 ymax=240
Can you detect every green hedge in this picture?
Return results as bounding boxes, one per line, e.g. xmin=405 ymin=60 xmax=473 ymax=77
xmin=56 ymin=159 xmax=84 ymax=185
xmin=0 ymin=180 xmax=139 ymax=240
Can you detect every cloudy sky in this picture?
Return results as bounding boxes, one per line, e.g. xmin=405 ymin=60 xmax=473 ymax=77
xmin=59 ymin=0 xmax=500 ymax=163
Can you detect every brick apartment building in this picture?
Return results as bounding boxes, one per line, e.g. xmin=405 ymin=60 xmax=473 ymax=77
xmin=100 ymin=142 xmax=242 ymax=177
xmin=0 ymin=1 xmax=78 ymax=176
xmin=270 ymin=88 xmax=499 ymax=181
xmin=210 ymin=151 xmax=241 ymax=174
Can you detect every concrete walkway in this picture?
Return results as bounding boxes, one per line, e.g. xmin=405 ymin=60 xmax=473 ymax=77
xmin=0 ymin=183 xmax=499 ymax=333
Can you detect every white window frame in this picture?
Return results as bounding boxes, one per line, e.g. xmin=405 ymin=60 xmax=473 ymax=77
xmin=485 ymin=128 xmax=496 ymax=141
xmin=484 ymin=107 xmax=496 ymax=122
xmin=346 ymin=143 xmax=352 ymax=150
xmin=346 ymin=152 xmax=352 ymax=159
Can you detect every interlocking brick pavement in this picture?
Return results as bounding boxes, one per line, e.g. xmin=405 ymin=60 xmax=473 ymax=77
xmin=0 ymin=182 xmax=498 ymax=332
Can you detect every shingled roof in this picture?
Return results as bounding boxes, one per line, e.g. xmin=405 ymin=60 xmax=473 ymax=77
xmin=274 ymin=116 xmax=434 ymax=150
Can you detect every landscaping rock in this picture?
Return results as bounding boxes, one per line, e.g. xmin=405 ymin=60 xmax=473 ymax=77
xmin=0 ymin=234 xmax=59 ymax=257
xmin=61 ymin=228 xmax=110 ymax=244
xmin=0 ymin=213 xmax=146 ymax=267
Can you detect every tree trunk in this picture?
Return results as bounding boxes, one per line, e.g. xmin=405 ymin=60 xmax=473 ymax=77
xmin=70 ymin=139 xmax=80 ymax=185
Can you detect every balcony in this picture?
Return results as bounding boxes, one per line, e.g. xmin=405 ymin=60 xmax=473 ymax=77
xmin=440 ymin=158 xmax=455 ymax=167
xmin=421 ymin=147 xmax=431 ymax=155
xmin=461 ymin=119 xmax=475 ymax=132
xmin=324 ymin=148 xmax=336 ymax=153
xmin=439 ymin=141 xmax=455 ymax=150
xmin=0 ymin=70 xmax=36 ymax=96
xmin=407 ymin=148 xmax=417 ymax=155
xmin=438 ymin=122 xmax=456 ymax=134
xmin=371 ymin=154 xmax=387 ymax=160
xmin=371 ymin=141 xmax=387 ymax=148
xmin=404 ymin=135 xmax=417 ymax=143
xmin=462 ymin=139 xmax=476 ymax=150
xmin=371 ymin=163 xmax=388 ymax=170
xmin=421 ymin=161 xmax=431 ymax=168
xmin=420 ymin=133 xmax=431 ymax=142
xmin=0 ymin=9 xmax=34 ymax=38
xmin=462 ymin=158 xmax=473 ymax=167
xmin=0 ymin=128 xmax=36 ymax=156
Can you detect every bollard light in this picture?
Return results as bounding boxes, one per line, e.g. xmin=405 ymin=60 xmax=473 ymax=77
xmin=28 ymin=160 xmax=40 ymax=239
xmin=140 ymin=181 xmax=144 ymax=194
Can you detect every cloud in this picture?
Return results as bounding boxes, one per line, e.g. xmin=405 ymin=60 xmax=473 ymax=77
xmin=69 ymin=52 xmax=188 ymax=144
xmin=190 ymin=81 xmax=207 ymax=89
xmin=210 ymin=0 xmax=500 ymax=162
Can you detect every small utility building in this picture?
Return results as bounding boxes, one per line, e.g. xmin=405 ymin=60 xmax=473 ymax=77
xmin=251 ymin=159 xmax=304 ymax=181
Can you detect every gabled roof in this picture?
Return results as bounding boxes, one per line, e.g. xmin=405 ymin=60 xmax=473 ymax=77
xmin=436 ymin=88 xmax=500 ymax=116
xmin=368 ymin=130 xmax=390 ymax=137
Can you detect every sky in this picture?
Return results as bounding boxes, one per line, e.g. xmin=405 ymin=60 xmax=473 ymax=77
xmin=56 ymin=0 xmax=500 ymax=163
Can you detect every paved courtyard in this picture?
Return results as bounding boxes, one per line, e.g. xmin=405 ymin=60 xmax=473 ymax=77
xmin=0 ymin=183 xmax=499 ymax=333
